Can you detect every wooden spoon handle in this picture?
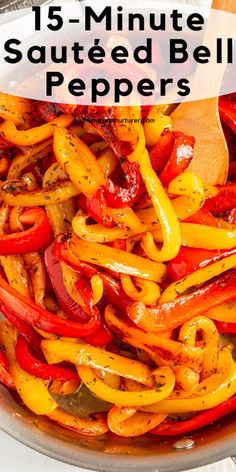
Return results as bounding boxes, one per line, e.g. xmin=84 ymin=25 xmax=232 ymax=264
xmin=212 ymin=0 xmax=236 ymax=14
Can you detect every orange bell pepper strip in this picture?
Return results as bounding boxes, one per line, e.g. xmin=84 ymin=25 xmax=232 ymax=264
xmin=127 ymin=270 xmax=236 ymax=332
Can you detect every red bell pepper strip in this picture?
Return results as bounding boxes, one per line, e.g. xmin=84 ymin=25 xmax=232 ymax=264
xmin=228 ymin=161 xmax=236 ymax=181
xmin=186 ymin=208 xmax=219 ymax=227
xmin=53 ymin=238 xmax=132 ymax=310
xmin=214 ymin=321 xmax=236 ymax=334
xmin=15 ymin=335 xmax=80 ymax=381
xmin=75 ymin=106 xmax=133 ymax=159
xmin=159 ymin=131 xmax=195 ymax=187
xmin=44 ymin=245 xmax=89 ymax=323
xmin=167 ymin=245 xmax=236 ymax=282
xmin=2 ymin=307 xmax=42 ymax=354
xmin=204 ymin=183 xmax=236 ymax=214
xmin=150 ymin=395 xmax=236 ymax=436
xmin=219 ymin=94 xmax=236 ymax=135
xmin=0 ymin=276 xmax=100 ymax=338
xmin=0 ymin=207 xmax=53 ymax=255
xmin=84 ymin=323 xmax=114 ymax=347
xmin=127 ymin=270 xmax=236 ymax=332
xmin=0 ymin=349 xmax=15 ymax=389
xmin=78 ymin=189 xmax=114 ymax=228
xmin=105 ymin=161 xmax=141 ymax=208
xmin=228 ymin=207 xmax=236 ymax=224
xmin=45 ymin=245 xmax=113 ymax=346
xmin=149 ymin=131 xmax=175 ymax=173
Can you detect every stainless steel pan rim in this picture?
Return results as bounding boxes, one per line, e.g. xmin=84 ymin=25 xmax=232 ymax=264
xmin=0 ymin=385 xmax=235 ymax=472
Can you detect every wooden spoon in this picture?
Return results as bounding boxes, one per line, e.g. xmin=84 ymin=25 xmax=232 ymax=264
xmin=171 ymin=0 xmax=236 ymax=184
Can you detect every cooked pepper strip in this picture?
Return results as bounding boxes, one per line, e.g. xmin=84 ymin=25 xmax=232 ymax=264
xmin=138 ymin=150 xmax=181 ymax=262
xmin=219 ymin=94 xmax=236 ymax=135
xmin=0 ymin=349 xmax=15 ymax=389
xmin=127 ymin=270 xmax=236 ymax=333
xmin=159 ymin=132 xmax=195 ymax=187
xmin=160 ymin=254 xmax=236 ymax=304
xmin=69 ymin=234 xmax=166 ymax=282
xmin=0 ymin=322 xmax=57 ymax=415
xmin=141 ymin=350 xmax=236 ymax=413
xmin=53 ymin=238 xmax=132 ymax=310
xmin=15 ymin=335 xmax=79 ymax=381
xmin=204 ymin=183 xmax=236 ymax=214
xmin=153 ymin=222 xmax=236 ymax=250
xmin=78 ymin=365 xmax=175 ymax=407
xmin=0 ymin=115 xmax=74 ymax=146
xmin=47 ymin=408 xmax=108 ymax=436
xmin=41 ymin=339 xmax=154 ymax=387
xmin=105 ymin=161 xmax=141 ymax=208
xmin=0 ymin=178 xmax=79 ymax=207
xmin=167 ymin=244 xmax=236 ymax=282
xmin=150 ymin=395 xmax=236 ymax=436
xmin=0 ymin=275 xmax=101 ymax=337
xmin=214 ymin=321 xmax=236 ymax=334
xmin=149 ymin=131 xmax=175 ymax=173
xmin=0 ymin=93 xmax=33 ymax=128
xmin=108 ymin=406 xmax=167 ymax=437
xmin=0 ymin=207 xmax=52 ymax=255
xmin=8 ymin=139 xmax=52 ymax=180
xmin=72 ymin=214 xmax=138 ymax=243
xmin=44 ymin=245 xmax=88 ymax=322
xmin=54 ymin=127 xmax=106 ymax=199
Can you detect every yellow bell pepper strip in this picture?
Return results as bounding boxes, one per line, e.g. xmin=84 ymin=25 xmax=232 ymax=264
xmin=42 ymin=162 xmax=76 ymax=236
xmin=141 ymin=350 xmax=236 ymax=414
xmin=206 ymin=300 xmax=236 ymax=323
xmin=47 ymin=408 xmax=108 ymax=436
xmin=104 ymin=305 xmax=204 ymax=370
xmin=107 ymin=207 xmax=146 ymax=233
xmin=78 ymin=364 xmax=175 ymax=407
xmin=150 ymin=395 xmax=236 ymax=436
xmin=8 ymin=139 xmax=52 ymax=180
xmin=153 ymin=222 xmax=236 ymax=250
xmin=168 ymin=172 xmax=205 ymax=220
xmin=179 ymin=317 xmax=220 ymax=379
xmin=0 ymin=157 xmax=11 ymax=178
xmin=69 ymin=234 xmax=166 ymax=282
xmin=107 ymin=405 xmax=167 ymax=437
xmin=114 ymin=106 xmax=139 ymax=143
xmin=0 ymin=322 xmax=57 ymax=415
xmin=139 ymin=150 xmax=181 ymax=262
xmin=41 ymin=339 xmax=154 ymax=387
xmin=72 ymin=214 xmax=138 ymax=243
xmin=53 ymin=127 xmax=106 ymax=199
xmin=0 ymin=93 xmax=33 ymax=128
xmin=175 ymin=366 xmax=200 ymax=392
xmin=24 ymin=252 xmax=46 ymax=307
xmin=127 ymin=270 xmax=236 ymax=333
xmin=91 ymin=275 xmax=103 ymax=305
xmin=0 ymin=115 xmax=74 ymax=146
xmin=97 ymin=148 xmax=118 ymax=177
xmin=120 ymin=275 xmax=161 ymax=305
xmin=0 ymin=255 xmax=31 ymax=298
xmin=160 ymin=254 xmax=236 ymax=304
xmin=144 ymin=107 xmax=173 ymax=147
xmin=0 ymin=179 xmax=79 ymax=207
